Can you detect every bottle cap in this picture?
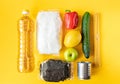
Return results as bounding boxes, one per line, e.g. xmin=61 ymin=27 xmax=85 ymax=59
xmin=22 ymin=10 xmax=29 ymax=15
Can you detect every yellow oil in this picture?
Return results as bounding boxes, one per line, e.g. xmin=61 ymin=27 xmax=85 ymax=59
xmin=17 ymin=10 xmax=34 ymax=72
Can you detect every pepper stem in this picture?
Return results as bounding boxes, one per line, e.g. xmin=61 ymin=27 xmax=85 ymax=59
xmin=65 ymin=10 xmax=71 ymax=13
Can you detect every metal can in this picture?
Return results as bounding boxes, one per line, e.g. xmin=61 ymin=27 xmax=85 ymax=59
xmin=77 ymin=62 xmax=91 ymax=80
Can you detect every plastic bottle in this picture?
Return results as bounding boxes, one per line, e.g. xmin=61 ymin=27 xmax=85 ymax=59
xmin=17 ymin=10 xmax=34 ymax=72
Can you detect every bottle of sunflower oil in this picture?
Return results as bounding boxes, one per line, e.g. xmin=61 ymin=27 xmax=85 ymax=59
xmin=17 ymin=10 xmax=34 ymax=72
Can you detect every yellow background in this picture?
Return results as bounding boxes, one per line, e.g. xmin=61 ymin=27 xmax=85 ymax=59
xmin=0 ymin=0 xmax=120 ymax=84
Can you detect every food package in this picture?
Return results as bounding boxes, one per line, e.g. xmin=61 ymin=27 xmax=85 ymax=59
xmin=37 ymin=11 xmax=62 ymax=54
xmin=40 ymin=59 xmax=72 ymax=82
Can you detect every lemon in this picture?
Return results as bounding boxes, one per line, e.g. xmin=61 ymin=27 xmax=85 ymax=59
xmin=64 ymin=30 xmax=82 ymax=47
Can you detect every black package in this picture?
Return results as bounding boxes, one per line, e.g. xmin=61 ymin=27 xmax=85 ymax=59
xmin=40 ymin=59 xmax=71 ymax=82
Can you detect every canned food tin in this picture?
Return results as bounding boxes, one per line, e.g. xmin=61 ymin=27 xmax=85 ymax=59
xmin=77 ymin=62 xmax=91 ymax=80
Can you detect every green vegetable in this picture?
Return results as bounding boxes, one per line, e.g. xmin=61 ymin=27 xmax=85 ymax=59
xmin=82 ymin=12 xmax=90 ymax=59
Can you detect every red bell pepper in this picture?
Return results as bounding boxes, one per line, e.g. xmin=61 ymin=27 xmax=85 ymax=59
xmin=64 ymin=10 xmax=79 ymax=29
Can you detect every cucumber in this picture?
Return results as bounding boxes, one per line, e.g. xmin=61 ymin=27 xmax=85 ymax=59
xmin=82 ymin=12 xmax=90 ymax=59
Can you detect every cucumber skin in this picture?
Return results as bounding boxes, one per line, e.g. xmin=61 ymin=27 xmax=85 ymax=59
xmin=82 ymin=12 xmax=90 ymax=59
